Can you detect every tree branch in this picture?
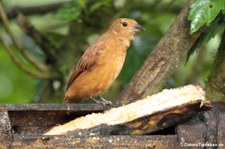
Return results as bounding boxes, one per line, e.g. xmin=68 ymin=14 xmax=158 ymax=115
xmin=3 ymin=1 xmax=182 ymax=22
xmin=0 ymin=2 xmax=49 ymax=72
xmin=0 ymin=36 xmax=52 ymax=79
xmin=205 ymin=30 xmax=225 ymax=100
xmin=5 ymin=2 xmax=66 ymax=20
xmin=16 ymin=12 xmax=58 ymax=64
xmin=118 ymin=1 xmax=203 ymax=104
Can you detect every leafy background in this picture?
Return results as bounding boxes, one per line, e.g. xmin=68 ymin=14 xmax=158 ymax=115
xmin=0 ymin=0 xmax=224 ymax=103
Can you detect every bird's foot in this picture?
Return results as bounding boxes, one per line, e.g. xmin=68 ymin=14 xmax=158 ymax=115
xmin=90 ymin=96 xmax=112 ymax=105
xmin=98 ymin=96 xmax=112 ymax=105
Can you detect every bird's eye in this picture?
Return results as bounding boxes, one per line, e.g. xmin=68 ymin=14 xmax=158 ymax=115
xmin=122 ymin=22 xmax=128 ymax=27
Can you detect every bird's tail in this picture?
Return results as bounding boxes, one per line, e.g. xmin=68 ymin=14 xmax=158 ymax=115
xmin=63 ymin=95 xmax=82 ymax=103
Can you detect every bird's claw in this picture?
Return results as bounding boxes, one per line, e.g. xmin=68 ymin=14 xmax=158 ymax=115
xmin=90 ymin=96 xmax=112 ymax=105
xmin=99 ymin=96 xmax=113 ymax=105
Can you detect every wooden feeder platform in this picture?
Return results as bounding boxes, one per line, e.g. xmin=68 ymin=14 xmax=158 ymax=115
xmin=0 ymin=102 xmax=225 ymax=149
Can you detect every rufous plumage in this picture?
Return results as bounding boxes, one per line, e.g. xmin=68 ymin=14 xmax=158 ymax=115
xmin=64 ymin=18 xmax=144 ymax=103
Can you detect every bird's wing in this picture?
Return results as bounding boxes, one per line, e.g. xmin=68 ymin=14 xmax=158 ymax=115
xmin=66 ymin=44 xmax=103 ymax=90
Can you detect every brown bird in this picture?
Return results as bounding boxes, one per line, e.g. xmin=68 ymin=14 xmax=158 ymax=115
xmin=64 ymin=18 xmax=144 ymax=103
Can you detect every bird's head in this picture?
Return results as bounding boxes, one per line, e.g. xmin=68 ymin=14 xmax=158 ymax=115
xmin=109 ymin=18 xmax=144 ymax=42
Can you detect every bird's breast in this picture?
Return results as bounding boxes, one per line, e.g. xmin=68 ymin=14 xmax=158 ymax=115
xmin=96 ymin=47 xmax=127 ymax=91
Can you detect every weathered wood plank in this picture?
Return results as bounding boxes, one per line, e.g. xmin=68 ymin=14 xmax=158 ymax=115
xmin=0 ymin=106 xmax=12 ymax=142
xmin=0 ymin=102 xmax=224 ymax=148
xmin=2 ymin=103 xmax=111 ymax=111
xmin=177 ymin=102 xmax=225 ymax=149
xmin=2 ymin=135 xmax=179 ymax=149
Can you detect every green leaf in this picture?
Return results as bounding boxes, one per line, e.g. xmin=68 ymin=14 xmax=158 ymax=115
xmin=223 ymin=0 xmax=225 ymax=14
xmin=56 ymin=7 xmax=80 ymax=21
xmin=188 ymin=0 xmax=225 ymax=34
xmin=90 ymin=1 xmax=111 ymax=12
xmin=77 ymin=0 xmax=88 ymax=9
xmin=186 ymin=14 xmax=225 ymax=63
xmin=223 ymin=7 xmax=225 ymax=14
xmin=55 ymin=1 xmax=81 ymax=21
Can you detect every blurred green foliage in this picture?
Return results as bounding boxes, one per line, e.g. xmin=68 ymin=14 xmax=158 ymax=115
xmin=0 ymin=0 xmax=224 ymax=103
xmin=55 ymin=0 xmax=81 ymax=21
xmin=0 ymin=44 xmax=36 ymax=103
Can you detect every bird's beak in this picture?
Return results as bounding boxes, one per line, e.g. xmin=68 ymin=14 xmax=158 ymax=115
xmin=133 ymin=23 xmax=145 ymax=32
